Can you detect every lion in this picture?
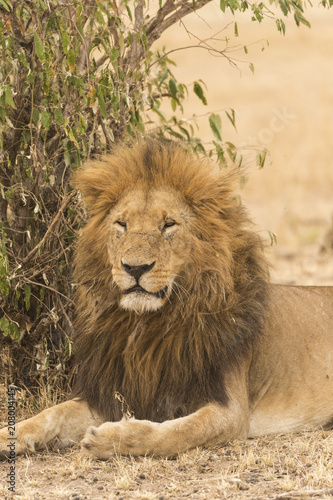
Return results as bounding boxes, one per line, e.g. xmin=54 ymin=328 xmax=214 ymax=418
xmin=1 ymin=140 xmax=333 ymax=460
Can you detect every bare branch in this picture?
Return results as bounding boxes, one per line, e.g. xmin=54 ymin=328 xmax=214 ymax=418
xmin=126 ymin=0 xmax=145 ymax=70
xmin=146 ymin=0 xmax=179 ymax=36
xmin=146 ymin=0 xmax=213 ymax=49
xmin=134 ymin=0 xmax=144 ymax=31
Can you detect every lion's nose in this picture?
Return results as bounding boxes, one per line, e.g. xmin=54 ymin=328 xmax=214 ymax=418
xmin=121 ymin=261 xmax=156 ymax=281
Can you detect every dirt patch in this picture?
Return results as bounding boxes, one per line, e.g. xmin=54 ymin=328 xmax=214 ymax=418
xmin=1 ymin=431 xmax=333 ymax=499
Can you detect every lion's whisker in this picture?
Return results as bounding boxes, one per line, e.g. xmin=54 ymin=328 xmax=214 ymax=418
xmin=169 ymin=282 xmax=184 ymax=306
xmin=173 ymin=281 xmax=189 ymax=298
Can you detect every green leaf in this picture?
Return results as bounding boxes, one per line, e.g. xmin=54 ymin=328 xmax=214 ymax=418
xmin=234 ymin=22 xmax=239 ymax=37
xmin=166 ymin=128 xmax=183 ymax=140
xmin=95 ymin=8 xmax=105 ymax=25
xmin=78 ymin=114 xmax=87 ymax=134
xmin=294 ymin=11 xmax=311 ymax=27
xmin=220 ymin=0 xmax=226 ymax=12
xmin=226 ymin=141 xmax=237 ymax=161
xmin=0 ymin=317 xmax=9 ymax=335
xmin=0 ymin=317 xmax=19 ymax=341
xmin=0 ymin=233 xmax=9 ymax=298
xmin=111 ymin=48 xmax=119 ymax=69
xmin=5 ymin=85 xmax=16 ymax=109
xmin=178 ymin=125 xmax=190 ymax=141
xmin=0 ymin=0 xmax=12 ymax=12
xmin=193 ymin=81 xmax=207 ymax=105
xmin=61 ymin=31 xmax=71 ymax=54
xmin=209 ymin=113 xmax=222 ymax=142
xmin=37 ymin=287 xmax=45 ymax=318
xmin=68 ymin=127 xmax=79 ymax=148
xmin=168 ymin=78 xmax=178 ymax=99
xmin=67 ymin=48 xmax=76 ymax=68
xmin=54 ymin=108 xmax=64 ymax=126
xmin=97 ymin=88 xmax=107 ymax=119
xmin=34 ymin=33 xmax=45 ymax=61
xmin=278 ymin=0 xmax=290 ymax=16
xmin=158 ymin=70 xmax=168 ymax=88
xmin=227 ymin=0 xmax=240 ymax=14
xmin=24 ymin=285 xmax=31 ymax=311
xmin=225 ymin=109 xmax=237 ymax=130
xmin=32 ymin=108 xmax=39 ymax=124
xmin=276 ymin=19 xmax=286 ymax=34
xmin=41 ymin=110 xmax=52 ymax=129
xmin=141 ymin=26 xmax=147 ymax=49
xmin=256 ymin=148 xmax=268 ymax=169
xmin=268 ymin=231 xmax=277 ymax=246
xmin=213 ymin=141 xmax=227 ymax=166
xmin=126 ymin=4 xmax=133 ymax=22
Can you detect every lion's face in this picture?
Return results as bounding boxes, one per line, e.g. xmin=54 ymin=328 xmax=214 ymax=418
xmin=108 ymin=187 xmax=193 ymax=313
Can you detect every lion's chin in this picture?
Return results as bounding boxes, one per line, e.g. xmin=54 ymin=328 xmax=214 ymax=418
xmin=120 ymin=292 xmax=165 ymax=313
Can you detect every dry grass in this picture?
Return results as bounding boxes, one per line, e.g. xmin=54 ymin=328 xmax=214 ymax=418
xmin=1 ymin=431 xmax=333 ymax=499
xmin=1 ymin=4 xmax=333 ymax=500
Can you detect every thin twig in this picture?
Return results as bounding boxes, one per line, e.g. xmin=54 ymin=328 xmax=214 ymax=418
xmin=146 ymin=44 xmax=238 ymax=72
xmin=25 ymin=279 xmax=74 ymax=305
xmin=21 ymin=191 xmax=77 ymax=266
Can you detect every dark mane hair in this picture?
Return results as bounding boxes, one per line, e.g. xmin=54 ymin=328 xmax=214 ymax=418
xmin=72 ymin=140 xmax=269 ymax=422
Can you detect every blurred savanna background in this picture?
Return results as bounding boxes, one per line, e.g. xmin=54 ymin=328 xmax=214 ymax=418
xmin=157 ymin=3 xmax=333 ymax=285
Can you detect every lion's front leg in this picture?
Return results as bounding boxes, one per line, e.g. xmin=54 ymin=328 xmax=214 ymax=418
xmin=0 ymin=398 xmax=102 ymax=459
xmin=81 ymin=401 xmax=248 ymax=459
xmin=82 ymin=370 xmax=250 ymax=458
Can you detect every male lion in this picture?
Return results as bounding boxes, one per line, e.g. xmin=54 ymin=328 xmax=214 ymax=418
xmin=1 ymin=140 xmax=333 ymax=459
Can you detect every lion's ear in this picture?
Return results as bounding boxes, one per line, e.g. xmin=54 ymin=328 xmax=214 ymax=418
xmin=73 ymin=168 xmax=101 ymax=210
xmin=73 ymin=161 xmax=117 ymax=213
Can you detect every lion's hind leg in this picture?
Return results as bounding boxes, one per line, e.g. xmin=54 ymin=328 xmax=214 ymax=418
xmin=0 ymin=398 xmax=102 ymax=459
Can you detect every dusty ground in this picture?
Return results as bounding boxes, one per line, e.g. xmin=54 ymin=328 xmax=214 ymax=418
xmin=1 ymin=3 xmax=333 ymax=499
xmin=0 ymin=431 xmax=333 ymax=499
xmin=1 ymin=378 xmax=333 ymax=500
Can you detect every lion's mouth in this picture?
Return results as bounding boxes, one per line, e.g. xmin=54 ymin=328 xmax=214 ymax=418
xmin=124 ymin=285 xmax=168 ymax=299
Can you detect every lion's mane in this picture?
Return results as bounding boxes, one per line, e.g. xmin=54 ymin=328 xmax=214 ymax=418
xmin=72 ymin=141 xmax=269 ymax=422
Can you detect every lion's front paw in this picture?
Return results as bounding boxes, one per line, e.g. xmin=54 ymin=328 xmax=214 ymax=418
xmin=81 ymin=418 xmax=159 ymax=459
xmin=0 ymin=426 xmax=36 ymax=460
xmin=0 ymin=428 xmax=12 ymax=460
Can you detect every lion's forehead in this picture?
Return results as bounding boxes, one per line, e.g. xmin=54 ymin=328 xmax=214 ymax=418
xmin=111 ymin=187 xmax=190 ymax=227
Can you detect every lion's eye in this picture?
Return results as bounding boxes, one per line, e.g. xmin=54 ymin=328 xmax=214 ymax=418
xmin=115 ymin=220 xmax=127 ymax=229
xmin=163 ymin=219 xmax=176 ymax=230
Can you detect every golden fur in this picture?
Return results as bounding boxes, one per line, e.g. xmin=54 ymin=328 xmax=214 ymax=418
xmin=0 ymin=140 xmax=332 ymax=459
